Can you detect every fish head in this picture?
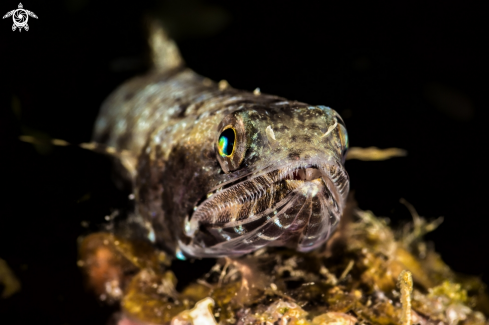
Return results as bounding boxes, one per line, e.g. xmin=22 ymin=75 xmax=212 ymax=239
xmin=179 ymin=103 xmax=349 ymax=257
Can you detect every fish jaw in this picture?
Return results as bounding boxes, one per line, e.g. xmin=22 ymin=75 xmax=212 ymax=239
xmin=179 ymin=156 xmax=349 ymax=258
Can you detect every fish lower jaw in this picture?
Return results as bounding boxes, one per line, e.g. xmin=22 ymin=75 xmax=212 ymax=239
xmin=184 ymin=173 xmax=326 ymax=238
xmin=181 ymin=174 xmax=341 ymax=258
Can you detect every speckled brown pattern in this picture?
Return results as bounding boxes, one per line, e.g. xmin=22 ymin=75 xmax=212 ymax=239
xmin=93 ymin=30 xmax=349 ymax=258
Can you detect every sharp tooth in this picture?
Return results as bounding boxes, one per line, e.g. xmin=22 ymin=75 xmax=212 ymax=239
xmin=207 ymin=193 xmax=213 ymax=198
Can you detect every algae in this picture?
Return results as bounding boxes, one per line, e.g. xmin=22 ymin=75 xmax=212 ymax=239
xmin=78 ymin=202 xmax=489 ymax=325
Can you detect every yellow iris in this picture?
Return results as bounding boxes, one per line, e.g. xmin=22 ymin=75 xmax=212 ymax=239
xmin=218 ymin=127 xmax=236 ymax=157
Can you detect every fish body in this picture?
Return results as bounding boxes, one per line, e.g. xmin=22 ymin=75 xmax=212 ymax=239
xmin=93 ymin=25 xmax=350 ymax=258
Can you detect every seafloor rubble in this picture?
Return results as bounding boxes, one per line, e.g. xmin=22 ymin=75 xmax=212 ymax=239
xmin=79 ymin=200 xmax=489 ymax=325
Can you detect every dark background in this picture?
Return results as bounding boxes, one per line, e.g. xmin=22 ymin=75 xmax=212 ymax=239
xmin=1 ymin=0 xmax=488 ymax=324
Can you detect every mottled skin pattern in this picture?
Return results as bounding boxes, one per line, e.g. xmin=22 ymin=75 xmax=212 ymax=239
xmin=94 ymin=66 xmax=349 ymax=258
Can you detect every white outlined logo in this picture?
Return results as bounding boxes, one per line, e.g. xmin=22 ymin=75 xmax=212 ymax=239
xmin=3 ymin=3 xmax=38 ymax=32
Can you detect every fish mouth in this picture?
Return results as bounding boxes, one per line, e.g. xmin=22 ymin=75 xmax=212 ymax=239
xmin=179 ymin=159 xmax=349 ymax=258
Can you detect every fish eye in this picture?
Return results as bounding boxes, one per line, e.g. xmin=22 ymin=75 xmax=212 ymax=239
xmin=215 ymin=114 xmax=247 ymax=173
xmin=338 ymin=123 xmax=349 ymax=158
xmin=217 ymin=127 xmax=236 ymax=157
xmin=336 ymin=115 xmax=346 ymax=128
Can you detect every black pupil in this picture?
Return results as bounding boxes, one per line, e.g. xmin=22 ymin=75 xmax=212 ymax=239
xmin=220 ymin=128 xmax=235 ymax=156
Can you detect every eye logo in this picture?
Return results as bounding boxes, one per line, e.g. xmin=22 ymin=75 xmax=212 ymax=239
xmin=3 ymin=3 xmax=38 ymax=32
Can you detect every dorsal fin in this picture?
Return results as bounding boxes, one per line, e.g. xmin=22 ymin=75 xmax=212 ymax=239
xmin=146 ymin=18 xmax=184 ymax=73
